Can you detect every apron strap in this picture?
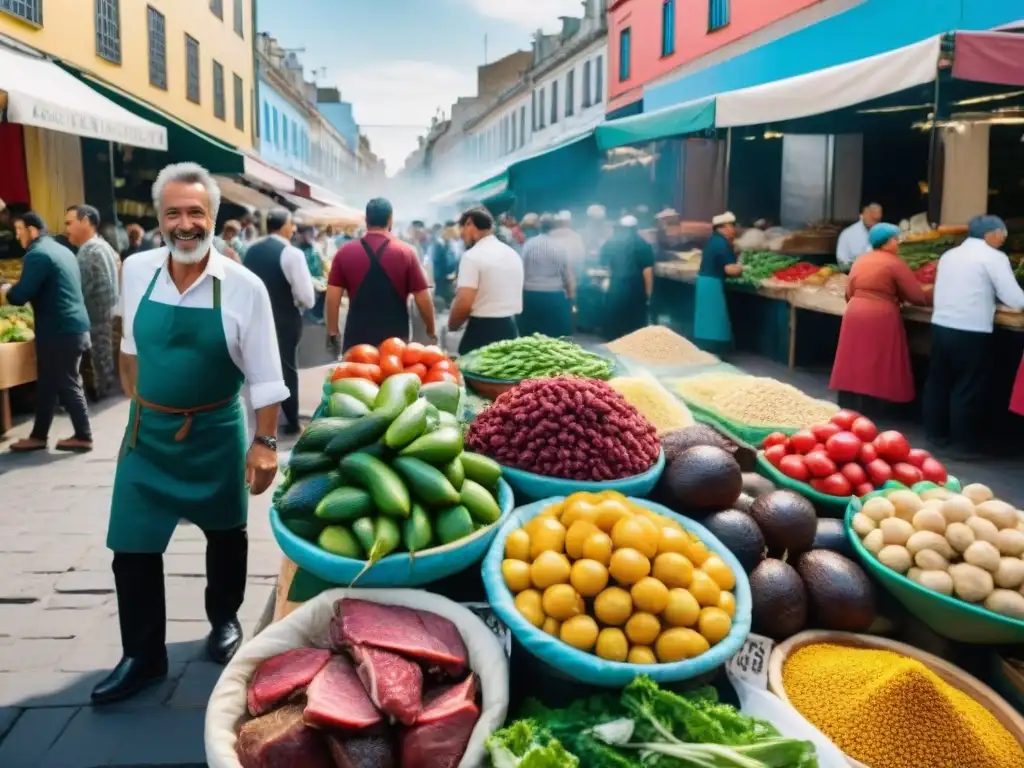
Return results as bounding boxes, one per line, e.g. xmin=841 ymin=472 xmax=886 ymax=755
xmin=213 ymin=277 xmax=221 ymax=309
xmin=142 ymin=266 xmax=161 ymax=300
xmin=360 ymin=237 xmax=390 ymax=264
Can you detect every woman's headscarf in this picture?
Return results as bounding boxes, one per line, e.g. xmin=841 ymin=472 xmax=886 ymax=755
xmin=869 ymin=222 xmax=901 ymax=250
xmin=968 ymin=215 xmax=1007 ymax=239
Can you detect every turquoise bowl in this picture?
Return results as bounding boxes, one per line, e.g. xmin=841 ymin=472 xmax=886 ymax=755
xmin=499 ymin=449 xmax=665 ymax=502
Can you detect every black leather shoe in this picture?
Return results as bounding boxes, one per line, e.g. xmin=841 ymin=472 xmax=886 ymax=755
xmin=208 ymin=617 xmax=244 ymax=664
xmin=91 ymin=656 xmax=168 ymax=705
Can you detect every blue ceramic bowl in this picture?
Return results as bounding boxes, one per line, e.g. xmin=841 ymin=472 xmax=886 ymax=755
xmin=271 ymin=479 xmax=514 ymax=588
xmin=483 ymin=496 xmax=752 ymax=686
xmin=499 ymin=449 xmax=665 ymax=502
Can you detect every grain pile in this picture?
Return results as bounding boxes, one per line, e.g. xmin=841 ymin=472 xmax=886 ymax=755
xmin=608 ymin=375 xmax=695 ymax=435
xmin=605 ymin=325 xmax=719 ymax=366
xmin=673 ymin=372 xmax=837 ymax=428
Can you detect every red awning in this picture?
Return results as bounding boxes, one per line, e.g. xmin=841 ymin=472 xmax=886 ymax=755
xmin=953 ymin=31 xmax=1024 ymax=87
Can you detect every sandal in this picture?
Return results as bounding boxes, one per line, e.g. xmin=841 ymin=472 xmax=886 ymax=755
xmin=9 ymin=438 xmax=47 ymax=452
xmin=55 ymin=437 xmax=93 ymax=453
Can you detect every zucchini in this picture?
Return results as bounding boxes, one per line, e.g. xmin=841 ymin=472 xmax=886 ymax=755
xmin=423 ymin=402 xmax=441 ymax=432
xmin=295 ymin=417 xmax=358 ymax=452
xmin=328 ymin=393 xmax=371 ymax=418
xmin=384 ymin=400 xmax=430 ymax=449
xmin=339 ymin=452 xmax=411 ymax=518
xmin=440 ymin=456 xmax=465 ymax=490
xmin=350 ymin=516 xmax=402 ymax=586
xmin=276 ymin=471 xmax=343 ymax=518
xmin=438 ymin=411 xmax=460 ymax=429
xmin=373 ymin=373 xmax=421 ymax=418
xmin=315 ymin=486 xmax=375 ymax=523
xmin=287 ymin=451 xmax=335 ymax=478
xmin=398 ymin=426 xmax=463 ymax=464
xmin=419 ymin=381 xmax=460 ymax=414
xmin=329 ymin=378 xmax=380 ymax=406
xmin=283 ymin=517 xmax=326 ymax=541
xmin=352 ymin=516 xmax=376 ymax=554
xmin=324 ymin=412 xmax=393 ymax=457
xmin=434 ymin=505 xmax=475 ymax=545
xmin=403 ymin=503 xmax=434 ymax=555
xmin=318 ymin=525 xmax=364 ymax=559
xmin=460 ymin=478 xmax=502 ymax=525
xmin=392 ymin=456 xmax=461 ymax=507
xmin=460 ymin=452 xmax=503 ymax=490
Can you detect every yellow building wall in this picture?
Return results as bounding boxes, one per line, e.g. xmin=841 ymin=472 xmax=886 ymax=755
xmin=0 ymin=0 xmax=255 ymax=149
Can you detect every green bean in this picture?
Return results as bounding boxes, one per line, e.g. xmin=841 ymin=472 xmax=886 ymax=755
xmin=463 ymin=333 xmax=613 ymax=381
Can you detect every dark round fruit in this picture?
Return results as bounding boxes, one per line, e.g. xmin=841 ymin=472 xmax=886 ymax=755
xmin=742 ymin=472 xmax=776 ymax=499
xmin=796 ymin=550 xmax=876 ymax=632
xmin=663 ymin=445 xmax=742 ymax=514
xmin=748 ymin=490 xmax=817 ymax=557
xmin=661 ymin=424 xmax=738 ymax=464
xmin=749 ymin=559 xmax=808 ymax=640
xmin=812 ymin=518 xmax=853 ymax=557
xmin=703 ymin=510 xmax=766 ymax=572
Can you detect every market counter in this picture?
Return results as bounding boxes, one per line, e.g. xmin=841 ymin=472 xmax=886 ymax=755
xmin=0 ymin=341 xmax=36 ymax=435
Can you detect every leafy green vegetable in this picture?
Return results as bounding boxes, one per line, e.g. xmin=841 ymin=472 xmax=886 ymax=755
xmin=485 ymin=719 xmax=580 ymax=768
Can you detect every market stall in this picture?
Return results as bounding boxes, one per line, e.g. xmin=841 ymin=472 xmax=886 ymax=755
xmin=0 ymin=303 xmax=35 ymax=436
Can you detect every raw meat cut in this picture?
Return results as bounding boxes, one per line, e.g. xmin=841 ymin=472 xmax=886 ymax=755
xmin=401 ymin=675 xmax=480 ymax=768
xmin=350 ymin=644 xmax=423 ymax=725
xmin=236 ymin=704 xmax=334 ymax=768
xmin=326 ymin=727 xmax=397 ymax=768
xmin=333 ymin=599 xmax=468 ymax=676
xmin=415 ymin=609 xmax=469 ymax=677
xmin=246 ymin=648 xmax=332 ymax=716
xmin=303 ymin=656 xmax=382 ymax=731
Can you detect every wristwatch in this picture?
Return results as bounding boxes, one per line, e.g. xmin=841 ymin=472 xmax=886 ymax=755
xmin=253 ymin=435 xmax=278 ymax=452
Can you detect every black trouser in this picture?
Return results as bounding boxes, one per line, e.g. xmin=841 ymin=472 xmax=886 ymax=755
xmin=32 ymin=332 xmax=92 ymax=442
xmin=276 ymin=319 xmax=303 ymax=428
xmin=112 ymin=526 xmax=248 ymax=662
xmin=459 ymin=316 xmax=518 ymax=356
xmin=923 ymin=325 xmax=994 ymax=452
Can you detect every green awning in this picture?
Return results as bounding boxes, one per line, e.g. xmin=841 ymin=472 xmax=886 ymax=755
xmin=595 ymin=98 xmax=716 ymax=150
xmin=429 ymin=168 xmax=509 ymax=206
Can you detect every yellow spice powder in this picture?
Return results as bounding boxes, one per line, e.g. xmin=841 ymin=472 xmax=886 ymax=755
xmin=783 ymin=643 xmax=1024 ymax=768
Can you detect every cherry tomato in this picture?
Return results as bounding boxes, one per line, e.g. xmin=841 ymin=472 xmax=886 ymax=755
xmin=841 ymin=462 xmax=868 ymax=487
xmin=379 ymin=337 xmax=407 ymax=360
xmin=331 ymin=362 xmax=382 ymax=383
xmin=406 ymin=363 xmax=429 ymax=380
xmin=431 ymin=359 xmax=456 ymax=374
xmin=811 ymin=422 xmax=842 ymax=443
xmin=865 ymin=459 xmax=892 ymax=488
xmin=762 ymin=432 xmax=788 ymax=449
xmin=859 ymin=442 xmax=878 ymax=464
xmin=379 ymin=354 xmax=404 ymax=378
xmin=789 ymin=430 xmax=816 ymax=455
xmin=344 ymin=344 xmax=380 ymax=365
xmin=892 ymin=462 xmax=923 ymax=486
xmin=779 ymin=454 xmax=810 ymax=482
xmin=420 ymin=345 xmax=446 ymax=368
xmin=874 ymin=431 xmax=910 ymax=464
xmin=851 ymin=416 xmax=878 ymax=442
xmin=402 ymin=342 xmax=426 ymax=366
xmin=906 ymin=448 xmax=931 ymax=468
xmin=818 ymin=472 xmax=853 ymax=497
xmin=825 ymin=431 xmax=862 ymax=464
xmin=829 ymin=409 xmax=860 ymax=431
xmin=921 ymin=457 xmax=948 ymax=484
xmin=424 ymin=370 xmax=459 ymax=385
xmin=763 ymin=444 xmax=789 ymax=467
xmin=855 ymin=483 xmax=875 ymax=498
xmin=804 ymin=451 xmax=837 ymax=479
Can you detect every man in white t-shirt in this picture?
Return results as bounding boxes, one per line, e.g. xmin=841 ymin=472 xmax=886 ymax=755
xmin=448 ymin=207 xmax=524 ymax=355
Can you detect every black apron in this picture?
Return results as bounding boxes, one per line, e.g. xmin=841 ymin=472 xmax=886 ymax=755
xmin=459 ymin=316 xmax=518 ymax=356
xmin=342 ymin=238 xmax=411 ymax=352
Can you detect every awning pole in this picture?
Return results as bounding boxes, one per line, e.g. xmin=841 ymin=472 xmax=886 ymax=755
xmin=724 ymin=127 xmax=732 ymax=209
xmin=927 ymin=41 xmax=947 ymax=225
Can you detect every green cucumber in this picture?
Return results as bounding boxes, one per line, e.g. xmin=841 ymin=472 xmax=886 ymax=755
xmin=398 ymin=426 xmax=463 ymax=464
xmin=438 ymin=411 xmax=460 ymax=429
xmin=329 ymin=378 xmax=380 ymax=406
xmin=339 ymin=452 xmax=411 ymax=518
xmin=315 ymin=486 xmax=375 ymax=522
xmin=434 ymin=505 xmax=475 ymax=545
xmin=354 ymin=441 xmax=392 ymax=461
xmin=328 ymin=393 xmax=371 ymax=418
xmin=460 ymin=452 xmax=503 ymax=490
xmin=295 ymin=417 xmax=359 ymax=452
xmin=352 ymin=517 xmax=376 ymax=554
xmin=349 ymin=516 xmax=402 ymax=586
xmin=403 ymin=503 xmax=434 ymax=556
xmin=283 ymin=517 xmax=325 ymax=541
xmin=318 ymin=525 xmax=364 ymax=559
xmin=384 ymin=400 xmax=430 ymax=449
xmin=373 ymin=373 xmax=421 ymax=418
xmin=324 ymin=412 xmax=393 ymax=457
xmin=391 ymin=456 xmax=461 ymax=507
xmin=423 ymin=403 xmax=441 ymax=432
xmin=460 ymin=478 xmax=502 ymax=525
xmin=276 ymin=471 xmax=343 ymax=518
xmin=419 ymin=381 xmax=460 ymax=414
xmin=441 ymin=457 xmax=465 ymax=490
xmin=287 ymin=451 xmax=335 ymax=478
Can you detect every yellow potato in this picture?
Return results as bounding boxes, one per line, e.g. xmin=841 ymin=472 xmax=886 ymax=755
xmin=688 ymin=570 xmax=722 ymax=607
xmin=656 ymin=628 xmax=709 ymax=662
xmin=560 ymin=615 xmax=599 ymax=652
xmin=595 ymin=628 xmax=629 ymax=662
xmin=717 ymin=591 xmax=736 ymax=618
xmin=565 ymin=520 xmax=600 ymax=560
xmin=631 ymin=577 xmax=670 ymax=614
xmin=542 ymin=584 xmax=584 ymax=621
xmin=594 ymin=499 xmax=634 ymax=533
xmin=625 ymin=612 xmax=662 ymax=646
xmin=542 ymin=617 xmax=561 ymax=636
xmin=531 ymin=550 xmax=571 ymax=589
xmin=502 ymin=559 xmax=532 ymax=594
xmin=609 ymin=548 xmax=651 ymax=585
xmin=560 ymin=499 xmax=600 ymax=528
xmin=657 ymin=527 xmax=693 ymax=556
xmin=627 ymin=646 xmax=657 ymax=664
xmin=593 ymin=586 xmax=633 ymax=626
xmin=570 ymin=558 xmax=609 ymax=598
xmin=652 ymin=552 xmax=694 ymax=589
xmin=698 ymin=606 xmax=733 ymax=645
xmin=504 ymin=529 xmax=531 ymax=562
xmin=663 ymin=588 xmax=701 ymax=627
xmin=514 ymin=589 xmax=545 ymax=628
xmin=611 ymin=515 xmax=660 ymax=559
xmin=701 ymin=556 xmax=736 ymax=591
xmin=582 ymin=531 xmax=614 ymax=566
xmin=529 ymin=517 xmax=567 ymax=559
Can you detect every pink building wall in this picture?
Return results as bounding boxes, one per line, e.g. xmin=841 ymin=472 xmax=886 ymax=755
xmin=607 ymin=0 xmax=823 ymax=112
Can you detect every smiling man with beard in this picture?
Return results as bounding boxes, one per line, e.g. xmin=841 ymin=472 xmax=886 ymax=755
xmin=91 ymin=163 xmax=288 ymax=705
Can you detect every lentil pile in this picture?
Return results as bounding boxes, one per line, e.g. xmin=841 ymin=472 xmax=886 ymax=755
xmin=605 ymin=325 xmax=719 ymax=366
xmin=673 ymin=372 xmax=838 ymax=428
xmin=783 ymin=643 xmax=1024 ymax=768
xmin=462 ymin=334 xmax=613 ymax=381
xmin=608 ymin=375 xmax=694 ymax=435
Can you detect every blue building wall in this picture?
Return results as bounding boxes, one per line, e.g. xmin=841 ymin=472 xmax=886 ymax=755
xmin=258 ymin=75 xmax=312 ymax=177
xmin=645 ymin=0 xmax=1022 ymax=110
xmin=318 ymin=100 xmax=359 ymax=155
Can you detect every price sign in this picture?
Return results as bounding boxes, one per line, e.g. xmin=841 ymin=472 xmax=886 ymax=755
xmin=726 ymin=633 xmax=775 ymax=690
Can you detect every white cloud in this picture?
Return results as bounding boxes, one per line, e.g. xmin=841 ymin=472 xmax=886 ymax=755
xmin=335 ymin=61 xmax=476 ymax=175
xmin=469 ymin=0 xmax=587 ymax=31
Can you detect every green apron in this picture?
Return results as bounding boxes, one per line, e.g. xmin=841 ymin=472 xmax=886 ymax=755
xmin=108 ymin=270 xmax=247 ymax=553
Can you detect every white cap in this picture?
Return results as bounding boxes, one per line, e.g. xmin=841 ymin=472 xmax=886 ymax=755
xmin=586 ymin=204 xmax=606 ymax=220
xmin=712 ymin=211 xmax=737 ymax=226
xmin=655 ymin=208 xmax=678 ymax=219
xmin=521 ymin=213 xmax=539 ymax=227
xmin=620 ymin=215 xmax=638 ymax=227
xmin=557 ymin=210 xmax=572 ymax=223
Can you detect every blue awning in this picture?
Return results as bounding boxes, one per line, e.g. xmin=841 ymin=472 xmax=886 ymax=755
xmin=595 ymin=98 xmax=715 ymax=150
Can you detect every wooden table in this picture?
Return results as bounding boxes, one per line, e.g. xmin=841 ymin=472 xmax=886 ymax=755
xmin=0 ymin=341 xmax=36 ymax=435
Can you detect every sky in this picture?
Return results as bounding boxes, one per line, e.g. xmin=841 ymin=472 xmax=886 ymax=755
xmin=256 ymin=0 xmax=587 ymax=174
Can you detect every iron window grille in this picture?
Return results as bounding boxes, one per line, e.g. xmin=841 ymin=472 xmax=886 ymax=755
xmin=147 ymin=6 xmax=166 ymax=89
xmin=213 ymin=60 xmax=225 ymax=120
xmin=0 ymin=0 xmax=42 ymax=25
xmin=95 ymin=0 xmax=121 ymax=64
xmin=186 ymin=34 xmax=200 ymax=103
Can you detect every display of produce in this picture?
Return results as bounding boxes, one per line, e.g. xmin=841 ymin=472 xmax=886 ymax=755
xmin=235 ymin=598 xmax=479 ymax=768
xmin=607 ymin=375 xmax=695 ymax=435
xmin=466 ymin=377 xmax=660 ymax=482
xmin=851 ymin=484 xmax=1024 ymax=620
xmin=487 ymin=676 xmax=818 ymax=767
xmin=331 ymin=337 xmax=460 ymax=386
xmin=0 ymin=258 xmax=22 ymax=285
xmin=761 ymin=410 xmax=949 ymax=497
xmin=772 ymin=262 xmax=821 ymax=283
xmin=659 ymin=424 xmax=757 ymax=471
xmin=461 ymin=334 xmax=613 ymax=381
xmin=899 ymin=236 xmax=957 ymax=270
xmin=729 ymin=251 xmax=797 ymax=287
xmin=605 ymin=325 xmax=718 ymax=366
xmin=0 ymin=305 xmax=34 ymax=343
xmin=673 ymin=373 xmax=838 ymax=429
xmin=913 ymin=261 xmax=938 ymax=285
xmin=783 ymin=642 xmax=1024 ymax=768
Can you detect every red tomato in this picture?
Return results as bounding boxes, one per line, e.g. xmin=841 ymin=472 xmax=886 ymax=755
xmin=764 ymin=444 xmax=789 ymax=467
xmin=420 ymin=345 xmax=446 ymax=368
xmin=874 ymin=431 xmax=910 ymax=464
xmin=379 ymin=337 xmax=407 ymax=360
xmin=789 ymin=430 xmax=817 ymax=455
xmin=424 ymin=370 xmax=459 ymax=385
xmin=819 ymin=472 xmax=853 ymax=497
xmin=763 ymin=432 xmax=788 ymax=449
xmin=841 ymin=462 xmax=868 ymax=487
xmin=855 ymin=483 xmax=875 ymax=498
xmin=859 ymin=442 xmax=878 ymax=464
xmin=811 ymin=422 xmax=842 ymax=443
xmin=830 ymin=409 xmax=860 ymax=430
xmin=906 ymin=448 xmax=931 ymax=468
xmin=866 ymin=459 xmax=893 ymax=488
xmin=406 ymin=363 xmax=429 ymax=381
xmin=402 ymin=342 xmax=426 ymax=366
xmin=804 ymin=451 xmax=837 ymax=479
xmin=331 ymin=362 xmax=382 ymax=383
xmin=430 ymin=359 xmax=456 ymax=374
xmin=812 ymin=443 xmax=827 ymax=454
xmin=779 ymin=454 xmax=810 ymax=482
xmin=825 ymin=431 xmax=862 ymax=464
xmin=379 ymin=354 xmax=404 ymax=378
xmin=851 ymin=417 xmax=878 ymax=442
xmin=344 ymin=344 xmax=380 ymax=365
xmin=892 ymin=462 xmax=923 ymax=486
xmin=921 ymin=457 xmax=948 ymax=485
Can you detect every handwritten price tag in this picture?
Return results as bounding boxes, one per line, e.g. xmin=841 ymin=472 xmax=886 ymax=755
xmin=726 ymin=633 xmax=775 ymax=690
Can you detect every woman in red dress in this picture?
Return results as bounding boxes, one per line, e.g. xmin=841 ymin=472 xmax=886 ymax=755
xmin=1011 ymin=360 xmax=1024 ymax=416
xmin=830 ymin=223 xmax=931 ymax=409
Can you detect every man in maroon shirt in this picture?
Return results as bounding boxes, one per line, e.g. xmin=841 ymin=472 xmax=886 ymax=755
xmin=326 ymin=197 xmax=436 ymax=354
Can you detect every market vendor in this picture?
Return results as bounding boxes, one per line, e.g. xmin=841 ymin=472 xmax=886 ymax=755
xmin=91 ymin=162 xmax=286 ymax=705
xmin=448 ymin=206 xmax=523 ymax=354
xmin=519 ymin=213 xmax=540 ymax=241
xmin=925 ymin=215 xmax=1024 ymax=457
xmin=431 ymin=221 xmax=459 ymax=309
xmin=829 ymin=222 xmax=931 ymax=412
xmin=519 ymin=214 xmax=574 ymax=337
xmin=599 ymin=215 xmax=654 ymax=339
xmin=694 ymin=211 xmax=743 ymax=353
xmin=836 ymin=203 xmax=883 ymax=273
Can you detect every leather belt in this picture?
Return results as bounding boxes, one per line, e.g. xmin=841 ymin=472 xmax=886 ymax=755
xmin=130 ymin=394 xmax=236 ymax=447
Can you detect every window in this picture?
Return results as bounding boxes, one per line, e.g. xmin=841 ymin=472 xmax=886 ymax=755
xmin=292 ymin=121 xmax=298 ymax=155
xmin=596 ymin=55 xmax=604 ymax=102
xmin=233 ymin=0 xmax=244 ymax=37
xmin=95 ymin=0 xmax=121 ymax=64
xmin=282 ymin=118 xmax=288 ymax=151
xmin=233 ymin=73 xmax=244 ymax=129
xmin=662 ymin=0 xmax=675 ymax=56
xmin=213 ymin=60 xmax=225 ymax=120
xmin=185 ymin=35 xmax=200 ymax=103
xmin=565 ymin=70 xmax=575 ymax=117
xmin=519 ymin=106 xmax=526 ymax=148
xmin=582 ymin=60 xmax=592 ymax=108
xmin=618 ymin=29 xmax=631 ymax=81
xmin=262 ymin=101 xmax=270 ymax=140
xmin=147 ymin=6 xmax=166 ymax=89
xmin=1 ymin=0 xmax=42 ymax=25
xmin=510 ymin=111 xmax=516 ymax=150
xmin=709 ymin=0 xmax=730 ymax=31
xmin=271 ymin=107 xmax=279 ymax=146
xmin=538 ymin=88 xmax=546 ymax=129
xmin=209 ymin=0 xmax=222 ymax=18
xmin=550 ymin=80 xmax=559 ymax=124
xmin=531 ymin=91 xmax=537 ymax=131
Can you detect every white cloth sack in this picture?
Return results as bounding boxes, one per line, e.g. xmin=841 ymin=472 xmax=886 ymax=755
xmin=205 ymin=588 xmax=510 ymax=768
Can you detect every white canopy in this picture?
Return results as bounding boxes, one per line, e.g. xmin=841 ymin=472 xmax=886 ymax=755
xmin=0 ymin=44 xmax=167 ymax=151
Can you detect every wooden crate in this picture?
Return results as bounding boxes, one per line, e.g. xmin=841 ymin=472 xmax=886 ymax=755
xmin=0 ymin=341 xmax=36 ymax=435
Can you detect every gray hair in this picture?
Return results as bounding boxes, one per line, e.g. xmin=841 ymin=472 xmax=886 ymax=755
xmin=152 ymin=162 xmax=221 ymax=221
